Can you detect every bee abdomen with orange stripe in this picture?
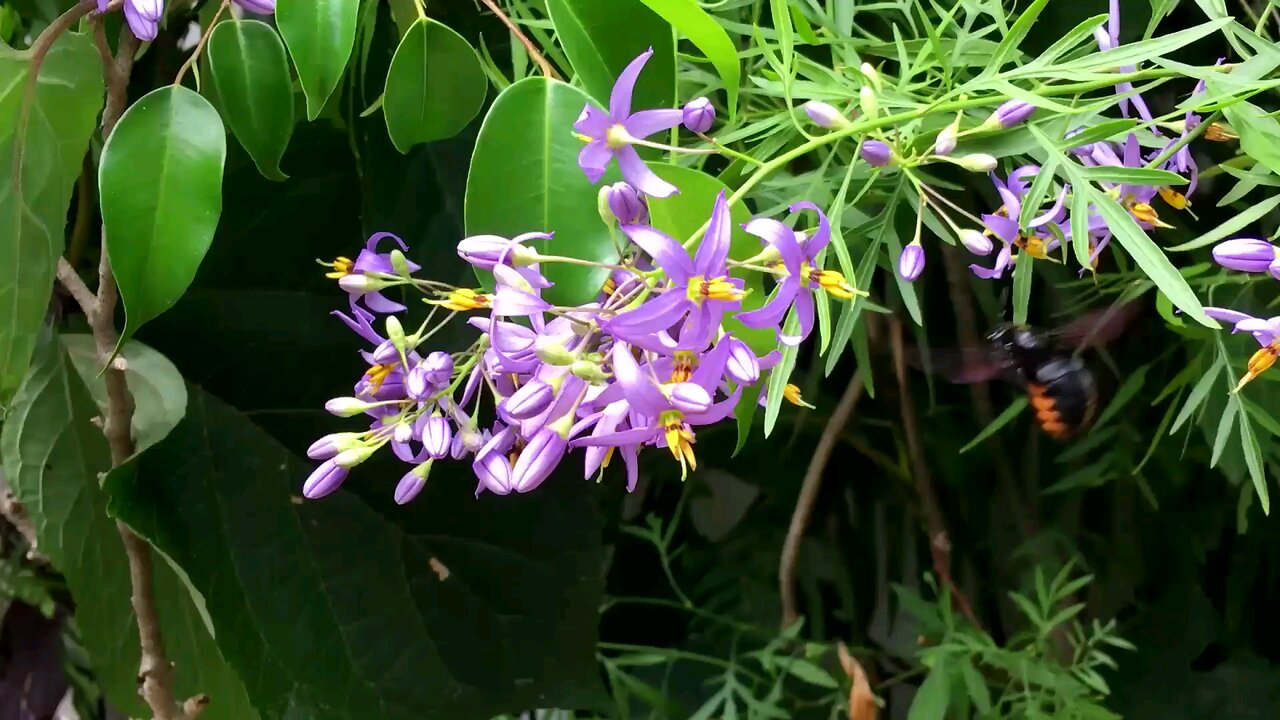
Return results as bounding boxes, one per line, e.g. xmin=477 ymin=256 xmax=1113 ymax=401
xmin=1026 ymin=357 xmax=1097 ymax=440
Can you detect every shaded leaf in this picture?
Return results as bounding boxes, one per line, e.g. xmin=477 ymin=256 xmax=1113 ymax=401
xmin=384 ymin=17 xmax=486 ymax=152
xmin=907 ymin=658 xmax=951 ymax=720
xmin=545 ymin=0 xmax=674 ymax=110
xmin=206 ymin=19 xmax=295 ymax=181
xmin=277 ymin=0 xmax=361 ymax=120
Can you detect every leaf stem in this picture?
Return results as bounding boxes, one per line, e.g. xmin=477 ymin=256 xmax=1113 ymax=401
xmin=173 ymin=0 xmax=230 ymax=88
xmin=477 ymin=0 xmax=560 ymax=80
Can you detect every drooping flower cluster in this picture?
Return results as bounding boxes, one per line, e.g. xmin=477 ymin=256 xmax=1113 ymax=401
xmin=303 ymin=49 xmax=863 ymax=504
xmin=98 ymin=0 xmax=274 ymax=42
xmin=1204 ymin=236 xmax=1280 ymax=392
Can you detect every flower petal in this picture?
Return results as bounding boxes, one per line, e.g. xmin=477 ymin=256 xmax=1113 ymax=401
xmin=610 ymin=47 xmax=654 ymax=119
xmin=611 ymin=342 xmax=672 ymax=416
xmin=781 ymin=291 xmax=814 ymax=346
xmin=790 ymin=201 xmax=832 ymax=256
xmin=621 ymin=224 xmax=694 ymax=279
xmin=625 ymin=108 xmax=684 ymax=139
xmin=1203 ymin=307 xmax=1256 ymax=325
xmin=615 ymin=145 xmax=679 ymax=198
xmin=607 ymin=290 xmax=691 ymax=340
xmin=573 ymin=103 xmax=611 ymax=137
xmin=743 ymin=218 xmax=803 ymax=276
xmin=578 ymin=141 xmax=612 ymax=184
xmin=736 ymin=280 xmax=798 ymax=330
xmin=694 ymin=192 xmax=732 ymax=275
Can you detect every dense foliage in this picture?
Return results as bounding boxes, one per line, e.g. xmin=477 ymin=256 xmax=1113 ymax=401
xmin=2 ymin=0 xmax=1280 ymax=718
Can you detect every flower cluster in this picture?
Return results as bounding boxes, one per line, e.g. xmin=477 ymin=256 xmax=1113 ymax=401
xmin=1205 ymin=236 xmax=1280 ymax=392
xmin=99 ymin=0 xmax=274 ymax=42
xmin=303 ymin=49 xmax=863 ymax=503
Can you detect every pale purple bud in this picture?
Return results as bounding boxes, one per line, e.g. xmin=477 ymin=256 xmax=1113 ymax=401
xmin=669 ymin=382 xmax=712 ymax=415
xmin=512 ymin=428 xmax=568 ymax=493
xmin=934 ymin=122 xmax=958 ymax=156
xmin=306 ymin=432 xmax=361 ymax=460
xmin=337 ymin=274 xmax=393 ymax=293
xmin=233 ymin=0 xmax=274 ymax=13
xmin=987 ymin=100 xmax=1035 ymax=129
xmin=422 ymin=352 xmax=453 ymax=385
xmin=960 ymin=229 xmax=994 ymax=256
xmin=682 ymin=97 xmax=715 ymax=133
xmin=324 ymin=397 xmax=371 ymax=417
xmin=123 ymin=0 xmax=162 ymax=42
xmin=803 ymin=101 xmax=849 ymax=129
xmin=503 ymin=380 xmax=555 ymax=420
xmin=474 ymin=450 xmax=514 ymax=495
xmin=393 ymin=422 xmax=414 ymax=444
xmin=406 ymin=366 xmax=430 ymax=401
xmin=725 ymin=338 xmax=760 ymax=386
xmin=394 ymin=462 xmax=431 ymax=505
xmin=1213 ymin=238 xmax=1277 ymax=273
xmin=953 ymin=153 xmax=997 ymax=172
xmin=457 ymin=235 xmax=537 ymax=269
xmin=860 ymin=140 xmax=892 ymax=167
xmin=606 ymin=183 xmax=648 ymax=225
xmin=898 ymin=243 xmax=925 ymax=282
xmin=1271 ymin=258 xmax=1280 ymax=281
xmin=420 ymin=416 xmax=452 ymax=459
xmin=303 ymin=461 xmax=348 ymax=499
xmin=371 ymin=340 xmax=400 ymax=364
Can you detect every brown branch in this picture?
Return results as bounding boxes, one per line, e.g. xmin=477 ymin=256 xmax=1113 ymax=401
xmin=173 ymin=0 xmax=229 ymax=87
xmin=780 ymin=371 xmax=864 ymax=630
xmin=889 ymin=318 xmax=981 ymax=630
xmin=56 ymin=258 xmax=97 ymax=313
xmin=478 ymin=0 xmax=561 ymax=80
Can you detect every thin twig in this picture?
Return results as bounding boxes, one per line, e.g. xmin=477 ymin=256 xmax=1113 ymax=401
xmin=56 ymin=258 xmax=97 ymax=313
xmin=889 ymin=318 xmax=981 ymax=630
xmin=173 ymin=0 xmax=229 ymax=87
xmin=477 ymin=0 xmax=560 ymax=80
xmin=779 ymin=371 xmax=864 ymax=630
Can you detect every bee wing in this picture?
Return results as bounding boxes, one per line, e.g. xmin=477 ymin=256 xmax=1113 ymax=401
xmin=1053 ymin=300 xmax=1139 ymax=353
xmin=907 ymin=345 xmax=1015 ymax=385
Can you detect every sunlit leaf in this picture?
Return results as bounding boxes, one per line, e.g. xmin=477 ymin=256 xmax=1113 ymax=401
xmin=545 ymin=0 xmax=674 ymax=110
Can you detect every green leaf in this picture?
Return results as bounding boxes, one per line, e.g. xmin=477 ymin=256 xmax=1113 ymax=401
xmin=384 ymin=17 xmax=487 ymax=153
xmin=277 ymin=0 xmax=361 ymax=120
xmin=465 ymin=78 xmax=620 ymax=306
xmin=1079 ymin=166 xmax=1188 ymax=187
xmin=1054 ymin=119 xmax=1138 ymax=150
xmin=986 ymin=0 xmax=1048 ymax=70
xmin=644 ymin=163 xmax=773 ymax=355
xmin=545 ymin=0 xmax=674 ymax=110
xmin=0 ymin=337 xmax=257 ymax=720
xmin=961 ymin=396 xmax=1029 ymax=453
xmin=1171 ymin=357 xmax=1221 ymax=434
xmin=1220 ymin=97 xmax=1280 ymax=177
xmin=1167 ymin=192 xmax=1280 ymax=251
xmin=105 ymin=386 xmax=608 ymax=719
xmin=0 ymin=32 xmax=102 ymax=404
xmin=635 ymin=0 xmax=740 ymax=117
xmin=206 ymin=19 xmax=294 ymax=181
xmin=1085 ymin=187 xmax=1213 ymax=327
xmin=1012 ymin=256 xmax=1033 ymax=325
xmin=1070 ymin=185 xmax=1093 ymax=271
xmin=908 ymin=657 xmax=952 ymax=720
xmin=60 ymin=334 xmax=186 ymax=454
xmin=763 ymin=310 xmax=801 ymax=437
xmin=1235 ymin=393 xmax=1269 ymax=514
xmin=732 ymin=381 xmax=758 ymax=456
xmin=960 ymin=659 xmax=991 ymax=714
xmin=99 ymin=86 xmax=227 ymax=347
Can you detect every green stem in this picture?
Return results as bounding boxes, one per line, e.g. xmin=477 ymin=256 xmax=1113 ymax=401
xmin=1144 ymin=110 xmax=1220 ymax=171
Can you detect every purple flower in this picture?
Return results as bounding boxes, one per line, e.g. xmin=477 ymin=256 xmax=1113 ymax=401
xmin=394 ymin=463 xmax=430 ymax=505
xmin=725 ymin=336 xmax=760 ymax=385
xmin=898 ymin=242 xmax=925 ymax=281
xmin=233 ymin=0 xmax=274 ymax=13
xmin=1213 ymin=238 xmax=1277 ymax=273
xmin=803 ymin=101 xmax=849 ymax=129
xmin=987 ymin=100 xmax=1034 ymax=129
xmin=970 ymin=166 xmax=1066 ymax=279
xmin=303 ymin=460 xmax=348 ymax=499
xmin=419 ymin=416 xmax=452 ymax=459
xmin=1204 ymin=307 xmax=1280 ymax=391
xmin=682 ymin=97 xmax=715 ymax=133
xmin=122 ymin=0 xmax=163 ymax=41
xmin=324 ymin=232 xmax=421 ymax=314
xmin=605 ymin=182 xmax=648 ymax=225
xmin=605 ymin=192 xmax=744 ymax=351
xmin=456 ymin=232 xmax=547 ymax=270
xmin=736 ymin=202 xmax=855 ymax=346
xmin=573 ymin=48 xmax=684 ymax=198
xmin=860 ymin=140 xmax=892 ymax=167
xmin=501 ymin=379 xmax=556 ymax=420
xmin=510 ymin=427 xmax=569 ymax=493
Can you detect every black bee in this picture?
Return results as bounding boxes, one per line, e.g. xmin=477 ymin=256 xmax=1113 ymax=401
xmin=919 ymin=302 xmax=1138 ymax=441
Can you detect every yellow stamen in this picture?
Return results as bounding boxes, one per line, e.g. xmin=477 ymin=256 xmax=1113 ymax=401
xmin=1204 ymin=122 xmax=1237 ymax=142
xmin=573 ymin=131 xmax=594 ymax=144
xmin=799 ymin=261 xmax=860 ymax=299
xmin=1129 ymin=201 xmax=1173 ymax=229
xmin=669 ymin=351 xmax=696 ymax=383
xmin=602 ymin=446 xmax=615 ymax=469
xmin=322 ymin=256 xmax=354 ymax=279
xmin=783 ymin=384 xmax=815 ymax=409
xmin=601 ymin=276 xmax=617 ymax=297
xmin=685 ymin=275 xmax=745 ymax=303
xmin=1015 ymin=236 xmax=1051 ymax=260
xmin=429 ymin=288 xmax=492 ymax=312
xmin=659 ymin=410 xmax=698 ymax=479
xmin=1158 ymin=186 xmax=1190 ymax=211
xmin=605 ymin=124 xmax=632 ymax=149
xmin=1234 ymin=341 xmax=1280 ymax=392
xmin=364 ymin=363 xmax=396 ymax=393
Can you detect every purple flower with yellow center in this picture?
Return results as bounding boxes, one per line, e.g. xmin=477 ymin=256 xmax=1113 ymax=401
xmin=1204 ymin=307 xmax=1280 ymax=392
xmin=572 ymin=342 xmax=738 ymax=479
xmin=321 ymin=232 xmax=420 ymax=313
xmin=605 ymin=192 xmax=745 ymax=351
xmin=573 ymin=48 xmax=684 ymax=198
xmin=736 ymin=202 xmax=857 ymax=345
xmin=971 ymin=166 xmax=1067 ymax=279
xmin=1094 ymin=0 xmax=1158 ymax=127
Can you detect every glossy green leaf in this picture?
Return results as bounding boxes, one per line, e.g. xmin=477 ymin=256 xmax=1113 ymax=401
xmin=732 ymin=382 xmax=758 ymax=456
xmin=465 ymin=78 xmax=620 ymax=306
xmin=384 ymin=17 xmax=486 ymax=153
xmin=0 ymin=337 xmax=256 ymax=720
xmin=907 ymin=657 xmax=952 ymax=720
xmin=1168 ymin=193 xmax=1280 ymax=251
xmin=99 ymin=86 xmax=227 ymax=347
xmin=206 ymin=19 xmax=294 ymax=181
xmin=277 ymin=0 xmax=361 ymax=120
xmin=986 ymin=0 xmax=1048 ymax=70
xmin=1079 ymin=166 xmax=1188 ymax=186
xmin=105 ymin=386 xmax=608 ymax=719
xmin=61 ymin=334 xmax=186 ymax=454
xmin=0 ymin=32 xmax=102 ymax=404
xmin=1220 ymin=97 xmax=1280 ymax=178
xmin=1012 ymin=255 xmax=1033 ymax=325
xmin=644 ymin=164 xmax=773 ymax=355
xmin=635 ymin=0 xmax=740 ymax=116
xmin=545 ymin=0 xmax=674 ymax=110
xmin=763 ymin=310 xmax=800 ymax=437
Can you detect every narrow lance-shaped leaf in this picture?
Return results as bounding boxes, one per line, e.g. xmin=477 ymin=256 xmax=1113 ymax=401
xmin=384 ymin=17 xmax=487 ymax=153
xmin=99 ymin=86 xmax=227 ymax=347
xmin=635 ymin=0 xmax=740 ymax=117
xmin=0 ymin=32 xmax=102 ymax=404
xmin=277 ymin=0 xmax=361 ymax=120
xmin=545 ymin=0 xmax=674 ymax=110
xmin=206 ymin=19 xmax=295 ymax=181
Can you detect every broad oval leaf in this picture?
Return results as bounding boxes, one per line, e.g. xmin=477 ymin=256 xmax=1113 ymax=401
xmin=1 ymin=336 xmax=257 ymax=720
xmin=99 ymin=86 xmax=227 ymax=346
xmin=61 ymin=334 xmax=187 ymax=454
xmin=636 ymin=0 xmax=740 ymax=117
xmin=0 ymin=32 xmax=102 ymax=404
xmin=545 ymin=0 xmax=675 ymax=110
xmin=206 ymin=19 xmax=295 ymax=181
xmin=465 ymin=77 xmax=621 ymax=306
xmin=277 ymin=0 xmax=360 ymax=120
xmin=384 ymin=17 xmax=486 ymax=153
xmin=104 ymin=386 xmax=608 ymax=719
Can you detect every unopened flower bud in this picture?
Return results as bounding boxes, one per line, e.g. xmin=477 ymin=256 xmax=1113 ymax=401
xmin=334 ymin=445 xmax=377 ymax=468
xmin=725 ymin=337 xmax=760 ymax=386
xmin=394 ymin=461 xmax=432 ymax=505
xmin=422 ymin=351 xmax=453 ymax=386
xmin=898 ymin=242 xmax=925 ymax=282
xmin=860 ymin=62 xmax=882 ymax=93
xmin=1270 ymin=258 xmax=1280 ymax=281
xmin=859 ymin=86 xmax=878 ymax=120
xmin=535 ymin=337 xmax=576 ymax=365
xmin=952 ymin=153 xmax=997 ymax=172
xmin=406 ymin=366 xmax=430 ymax=401
xmin=934 ymin=120 xmax=959 ymax=156
xmin=668 ymin=382 xmax=712 ymax=414
xmin=393 ymin=422 xmax=414 ymax=444
xmin=324 ymin=397 xmax=375 ymax=417
xmin=457 ymin=235 xmax=538 ymax=269
xmin=985 ymin=99 xmax=1035 ymax=129
xmin=682 ymin=97 xmax=715 ymax=133
xmin=303 ymin=461 xmax=348 ymax=499
xmin=860 ymin=140 xmax=892 ymax=167
xmin=419 ymin=416 xmax=452 ymax=459
xmin=605 ymin=182 xmax=648 ymax=225
xmin=385 ymin=316 xmax=406 ymax=350
xmin=803 ymin=101 xmax=850 ymax=130
xmin=371 ymin=340 xmax=400 ymax=365
xmin=389 ymin=249 xmax=413 ymax=277
xmin=1213 ymin=238 xmax=1277 ymax=273
xmin=571 ymin=359 xmax=611 ymax=384
xmin=338 ymin=274 xmax=395 ymax=293
xmin=503 ymin=380 xmax=555 ymax=420
xmin=306 ymin=432 xmax=363 ymax=459
xmin=512 ymin=427 xmax=568 ymax=493
xmin=960 ymin=229 xmax=993 ymax=256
